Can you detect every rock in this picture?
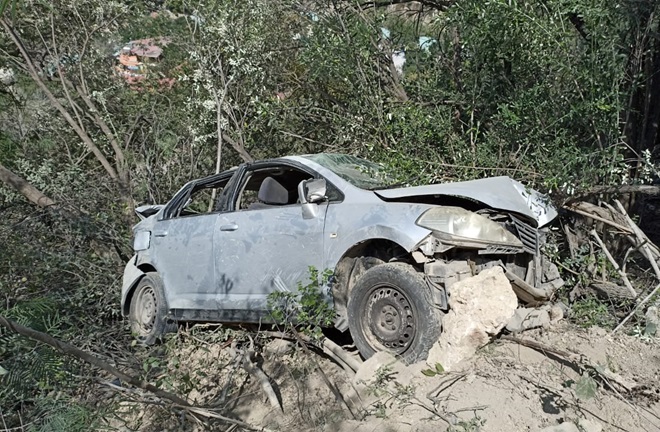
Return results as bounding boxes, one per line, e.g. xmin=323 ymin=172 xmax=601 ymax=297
xmin=506 ymin=307 xmax=551 ymax=332
xmin=348 ymin=351 xmax=413 ymax=411
xmin=551 ymin=302 xmax=568 ymax=321
xmin=539 ymin=419 xmax=602 ymax=432
xmin=426 ymin=267 xmax=517 ymax=370
xmin=645 ymin=306 xmax=658 ymax=336
xmin=506 ymin=302 xmax=565 ymax=333
xmin=263 ymin=338 xmax=294 ymax=356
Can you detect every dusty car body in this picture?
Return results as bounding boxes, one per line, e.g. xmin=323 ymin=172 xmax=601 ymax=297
xmin=121 ymin=153 xmax=563 ymax=362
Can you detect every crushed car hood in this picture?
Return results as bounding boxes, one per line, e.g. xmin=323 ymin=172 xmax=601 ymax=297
xmin=375 ymin=176 xmax=558 ymax=227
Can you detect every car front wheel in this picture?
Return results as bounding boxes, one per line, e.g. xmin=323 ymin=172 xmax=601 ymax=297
xmin=129 ymin=273 xmax=175 ymax=345
xmin=347 ymin=262 xmax=442 ymax=364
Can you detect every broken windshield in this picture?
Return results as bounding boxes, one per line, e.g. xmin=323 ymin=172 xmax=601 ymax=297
xmin=302 ymin=153 xmax=396 ymax=190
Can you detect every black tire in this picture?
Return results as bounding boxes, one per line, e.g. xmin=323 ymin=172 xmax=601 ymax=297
xmin=347 ymin=262 xmax=442 ymax=364
xmin=129 ymin=273 xmax=176 ymax=345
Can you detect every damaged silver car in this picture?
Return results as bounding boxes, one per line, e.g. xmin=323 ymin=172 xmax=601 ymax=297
xmin=122 ymin=153 xmax=563 ymax=362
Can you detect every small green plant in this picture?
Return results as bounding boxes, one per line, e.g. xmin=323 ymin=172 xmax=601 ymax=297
xmin=570 ymin=297 xmax=615 ymax=328
xmin=267 ymin=267 xmax=335 ymax=339
xmin=447 ymin=415 xmax=486 ymax=432
xmin=421 ymin=362 xmax=445 ymax=377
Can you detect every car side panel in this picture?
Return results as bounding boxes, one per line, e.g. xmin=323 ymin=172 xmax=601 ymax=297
xmin=213 ymin=203 xmax=326 ymax=312
xmin=150 ymin=214 xmax=219 ymax=310
xmin=322 ymin=201 xmax=434 ymax=270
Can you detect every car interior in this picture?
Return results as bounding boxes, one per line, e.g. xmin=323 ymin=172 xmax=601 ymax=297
xmin=237 ymin=167 xmax=313 ymax=210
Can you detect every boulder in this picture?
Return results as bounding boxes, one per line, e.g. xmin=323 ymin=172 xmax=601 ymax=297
xmin=426 ymin=267 xmax=517 ymax=370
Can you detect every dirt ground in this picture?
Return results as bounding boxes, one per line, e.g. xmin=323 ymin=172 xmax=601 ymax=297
xmin=105 ymin=322 xmax=660 ymax=432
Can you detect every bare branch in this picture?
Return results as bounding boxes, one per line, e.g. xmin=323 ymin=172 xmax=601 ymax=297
xmin=0 ymin=162 xmax=56 ymax=208
xmin=0 ymin=18 xmax=120 ymax=183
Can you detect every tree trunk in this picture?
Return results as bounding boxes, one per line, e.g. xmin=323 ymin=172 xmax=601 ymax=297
xmin=0 ymin=162 xmax=56 ymax=208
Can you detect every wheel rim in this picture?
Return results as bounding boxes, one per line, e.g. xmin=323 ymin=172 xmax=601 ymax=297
xmin=361 ymin=284 xmax=416 ymax=354
xmin=135 ymin=285 xmax=157 ymax=334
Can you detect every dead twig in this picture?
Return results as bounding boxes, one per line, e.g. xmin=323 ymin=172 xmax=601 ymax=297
xmin=426 ymin=373 xmax=468 ymax=400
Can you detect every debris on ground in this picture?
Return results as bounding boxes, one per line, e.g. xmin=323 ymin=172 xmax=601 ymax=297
xmin=564 ymin=199 xmax=660 ymax=334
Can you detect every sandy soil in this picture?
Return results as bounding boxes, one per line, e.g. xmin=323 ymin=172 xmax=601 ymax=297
xmin=105 ymin=323 xmax=660 ymax=432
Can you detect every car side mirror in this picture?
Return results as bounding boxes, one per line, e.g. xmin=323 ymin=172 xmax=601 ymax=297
xmin=305 ymin=178 xmax=327 ymax=203
xmin=298 ymin=179 xmax=327 ymax=219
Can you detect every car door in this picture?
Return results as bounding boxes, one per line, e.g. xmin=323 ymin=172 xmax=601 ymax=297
xmin=213 ymin=162 xmax=327 ymax=317
xmin=150 ymin=171 xmax=235 ymax=311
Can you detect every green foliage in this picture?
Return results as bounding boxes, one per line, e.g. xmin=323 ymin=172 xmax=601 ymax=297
xmin=268 ymin=267 xmax=335 ymax=338
xmin=30 ymin=398 xmax=102 ymax=432
xmin=1 ymin=0 xmax=660 ymax=427
xmin=570 ymin=297 xmax=616 ymax=328
xmin=572 ymin=373 xmax=598 ymax=400
xmin=447 ymin=416 xmax=486 ymax=432
xmin=0 ymin=300 xmax=70 ymax=402
xmin=421 ymin=362 xmax=445 ymax=377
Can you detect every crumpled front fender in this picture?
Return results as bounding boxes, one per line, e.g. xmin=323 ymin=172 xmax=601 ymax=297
xmin=121 ymin=255 xmax=145 ymax=316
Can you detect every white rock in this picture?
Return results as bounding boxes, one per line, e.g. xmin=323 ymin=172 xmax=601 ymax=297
xmin=506 ymin=307 xmax=551 ymax=333
xmin=539 ymin=419 xmax=602 ymax=432
xmin=427 ymin=267 xmax=517 ymax=370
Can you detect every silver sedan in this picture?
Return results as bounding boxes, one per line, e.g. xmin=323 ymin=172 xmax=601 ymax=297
xmin=121 ymin=153 xmax=562 ymax=362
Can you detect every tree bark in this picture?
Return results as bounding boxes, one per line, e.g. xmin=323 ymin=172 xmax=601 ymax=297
xmin=0 ymin=162 xmax=56 ymax=208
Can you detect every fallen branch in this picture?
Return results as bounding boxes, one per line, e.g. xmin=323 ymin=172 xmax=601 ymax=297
xmin=607 ymin=200 xmax=660 ymax=334
xmin=566 ymin=184 xmax=660 ymax=203
xmin=0 ymin=316 xmax=275 ymax=431
xmin=611 ymin=282 xmax=660 ymax=335
xmin=299 ymin=333 xmax=362 ymax=373
xmin=613 ymin=200 xmax=660 ymax=273
xmin=563 ymin=205 xmax=633 ymax=234
xmin=230 ymin=338 xmax=282 ymax=413
xmin=261 ymin=330 xmax=362 ymax=374
xmin=289 ymin=328 xmax=358 ymax=419
xmin=590 ymin=229 xmax=637 ymax=297
xmin=0 ymin=315 xmax=188 ymax=406
xmin=501 ymin=335 xmax=637 ymax=394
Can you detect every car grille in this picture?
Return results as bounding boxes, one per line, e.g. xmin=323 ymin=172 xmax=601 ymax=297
xmin=512 ymin=216 xmax=539 ymax=254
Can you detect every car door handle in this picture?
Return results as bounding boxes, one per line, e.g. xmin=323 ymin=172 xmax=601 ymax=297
xmin=154 ymin=231 xmax=168 ymax=237
xmin=220 ymin=223 xmax=238 ymax=231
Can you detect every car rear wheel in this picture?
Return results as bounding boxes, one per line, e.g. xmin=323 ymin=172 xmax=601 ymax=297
xmin=347 ymin=262 xmax=442 ymax=364
xmin=129 ymin=273 xmax=176 ymax=345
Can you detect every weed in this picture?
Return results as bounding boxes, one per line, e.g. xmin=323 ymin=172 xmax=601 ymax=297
xmin=571 ymin=297 xmax=616 ymax=328
xmin=447 ymin=415 xmax=486 ymax=431
xmin=267 ymin=267 xmax=335 ymax=339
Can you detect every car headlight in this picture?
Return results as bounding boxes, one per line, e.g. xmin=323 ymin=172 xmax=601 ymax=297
xmin=133 ymin=231 xmax=151 ymax=251
xmin=416 ymin=207 xmax=523 ymax=246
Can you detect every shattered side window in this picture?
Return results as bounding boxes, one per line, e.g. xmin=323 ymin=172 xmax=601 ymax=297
xmin=302 ymin=153 xmax=396 ymax=190
xmin=171 ymin=175 xmax=233 ymax=218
